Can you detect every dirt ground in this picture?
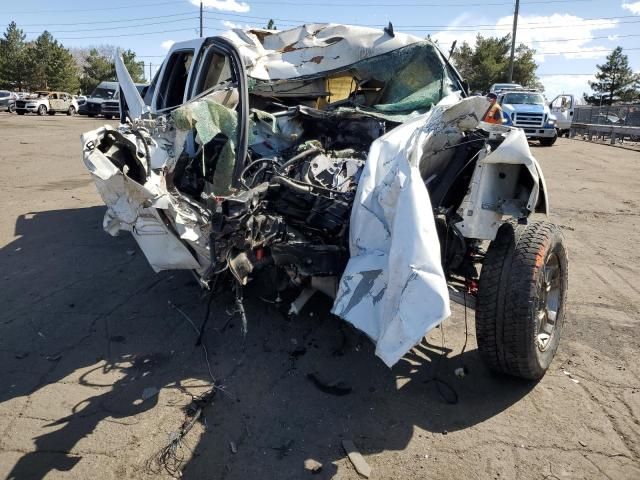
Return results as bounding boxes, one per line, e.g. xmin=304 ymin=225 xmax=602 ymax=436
xmin=0 ymin=113 xmax=639 ymax=480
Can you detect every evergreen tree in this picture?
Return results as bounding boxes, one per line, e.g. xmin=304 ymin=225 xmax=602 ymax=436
xmin=451 ymin=34 xmax=541 ymax=93
xmin=25 ymin=31 xmax=79 ymax=92
xmin=584 ymin=47 xmax=640 ymax=105
xmin=0 ymin=22 xmax=28 ymax=90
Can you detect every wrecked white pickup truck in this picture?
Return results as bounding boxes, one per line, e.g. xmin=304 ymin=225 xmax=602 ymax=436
xmin=82 ymin=24 xmax=568 ymax=379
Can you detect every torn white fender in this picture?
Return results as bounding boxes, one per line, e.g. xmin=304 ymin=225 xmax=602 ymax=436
xmin=454 ymin=128 xmax=549 ymax=241
xmin=332 ymin=96 xmax=490 ymax=367
xmin=82 ymin=126 xmax=202 ymax=273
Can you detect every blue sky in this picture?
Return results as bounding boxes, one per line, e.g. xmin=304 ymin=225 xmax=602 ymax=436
xmin=2 ymin=0 xmax=640 ymax=99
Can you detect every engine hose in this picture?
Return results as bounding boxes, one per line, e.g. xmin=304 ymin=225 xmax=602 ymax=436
xmin=272 ymin=175 xmax=313 ymax=193
xmin=279 ymin=146 xmax=322 ymax=172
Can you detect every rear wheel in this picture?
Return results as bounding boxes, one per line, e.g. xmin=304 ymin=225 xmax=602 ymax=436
xmin=476 ymin=221 xmax=568 ymax=380
xmin=37 ymin=105 xmax=47 ymax=116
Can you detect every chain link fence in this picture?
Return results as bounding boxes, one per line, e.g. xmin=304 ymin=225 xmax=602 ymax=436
xmin=573 ymin=104 xmax=640 ymax=127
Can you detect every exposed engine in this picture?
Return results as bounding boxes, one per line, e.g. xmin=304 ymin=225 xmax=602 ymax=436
xmin=173 ymin=107 xmax=386 ymax=294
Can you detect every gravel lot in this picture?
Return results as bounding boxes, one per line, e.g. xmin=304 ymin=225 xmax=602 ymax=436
xmin=0 ymin=113 xmax=639 ymax=479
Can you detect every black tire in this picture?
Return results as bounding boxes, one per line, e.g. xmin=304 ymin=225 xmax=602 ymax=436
xmin=88 ymin=113 xmax=96 ymax=118
xmin=67 ymin=106 xmax=76 ymax=116
xmin=103 ymin=115 xmax=113 ymax=120
xmin=8 ymin=103 xmax=15 ymax=113
xmin=16 ymin=110 xmax=25 ymax=115
xmin=476 ymin=221 xmax=568 ymax=380
xmin=37 ymin=105 xmax=47 ymax=116
xmin=540 ymin=134 xmax=557 ymax=147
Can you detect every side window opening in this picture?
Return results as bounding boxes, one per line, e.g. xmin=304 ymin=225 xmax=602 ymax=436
xmin=194 ymin=48 xmax=233 ymax=96
xmin=172 ymin=44 xmax=243 ymax=199
xmin=157 ymin=50 xmax=194 ymax=110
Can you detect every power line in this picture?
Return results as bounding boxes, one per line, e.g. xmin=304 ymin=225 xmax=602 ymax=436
xmin=1 ymin=0 xmax=596 ymax=15
xmin=24 ymin=17 xmax=199 ymax=34
xmin=53 ymin=27 xmax=217 ymax=41
xmin=202 ymin=13 xmax=636 ymax=30
xmin=16 ymin=11 xmax=197 ymax=27
xmin=4 ymin=0 xmax=187 ymax=14
xmin=215 ymin=0 xmax=595 ymax=6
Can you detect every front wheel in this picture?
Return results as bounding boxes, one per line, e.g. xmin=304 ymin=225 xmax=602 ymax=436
xmin=37 ymin=105 xmax=47 ymax=116
xmin=8 ymin=103 xmax=15 ymax=113
xmin=540 ymin=134 xmax=557 ymax=147
xmin=476 ymin=221 xmax=568 ymax=380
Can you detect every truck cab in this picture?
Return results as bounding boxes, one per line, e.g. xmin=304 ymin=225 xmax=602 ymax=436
xmin=84 ymin=81 xmax=118 ymax=117
xmin=549 ymin=94 xmax=575 ymax=137
xmin=499 ymin=90 xmax=558 ymax=146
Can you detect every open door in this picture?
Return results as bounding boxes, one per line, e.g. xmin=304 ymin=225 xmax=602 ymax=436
xmin=115 ymin=48 xmax=149 ymax=121
xmin=550 ymin=94 xmax=574 ymax=131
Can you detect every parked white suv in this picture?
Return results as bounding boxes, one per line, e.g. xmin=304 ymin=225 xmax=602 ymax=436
xmin=15 ymin=91 xmax=79 ymax=116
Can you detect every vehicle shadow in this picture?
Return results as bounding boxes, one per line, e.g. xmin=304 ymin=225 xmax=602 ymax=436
xmin=0 ymin=207 xmax=536 ymax=479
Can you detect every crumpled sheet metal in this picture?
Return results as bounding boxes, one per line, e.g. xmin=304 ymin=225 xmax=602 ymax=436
xmin=332 ymin=95 xmax=489 ymax=367
xmin=82 ymin=126 xmax=203 ymax=273
xmin=221 ymin=23 xmax=423 ymax=81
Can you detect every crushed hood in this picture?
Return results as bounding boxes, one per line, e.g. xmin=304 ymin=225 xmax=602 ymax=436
xmin=219 ymin=23 xmax=425 ymax=80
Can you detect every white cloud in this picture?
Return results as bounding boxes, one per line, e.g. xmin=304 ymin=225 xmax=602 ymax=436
xmin=221 ymin=20 xmax=254 ymax=30
xmin=431 ymin=13 xmax=492 ymax=49
xmin=190 ymin=0 xmax=250 ymax=13
xmin=540 ymin=74 xmax=595 ymax=100
xmin=161 ymin=40 xmax=175 ymax=50
xmin=622 ymin=1 xmax=640 ymax=14
xmin=432 ymin=13 xmax=617 ymax=62
xmin=494 ymin=14 xmax=617 ymax=61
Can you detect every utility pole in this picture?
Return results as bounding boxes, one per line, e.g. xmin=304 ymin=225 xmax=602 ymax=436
xmin=149 ymin=62 xmax=153 ymax=82
xmin=200 ymin=1 xmax=203 ymax=37
xmin=507 ymin=0 xmax=520 ymax=82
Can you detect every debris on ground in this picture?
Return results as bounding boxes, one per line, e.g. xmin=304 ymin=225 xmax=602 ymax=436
xmin=148 ymin=387 xmax=216 ymax=477
xmin=306 ymin=372 xmax=352 ymax=396
xmin=454 ymin=367 xmax=466 ymax=378
xmin=303 ymin=458 xmax=323 ymax=474
xmin=229 ymin=441 xmax=237 ymax=454
xmin=562 ymin=369 xmax=580 ymax=384
xmin=342 ymin=439 xmax=371 ymax=478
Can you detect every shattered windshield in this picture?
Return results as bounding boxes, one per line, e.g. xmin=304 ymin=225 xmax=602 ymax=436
xmin=250 ymin=41 xmax=461 ymax=120
xmin=503 ymin=93 xmax=544 ymax=105
xmin=91 ymin=87 xmax=116 ymax=99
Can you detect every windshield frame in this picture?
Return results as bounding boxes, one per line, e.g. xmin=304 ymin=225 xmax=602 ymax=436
xmin=502 ymin=92 xmax=545 ymax=105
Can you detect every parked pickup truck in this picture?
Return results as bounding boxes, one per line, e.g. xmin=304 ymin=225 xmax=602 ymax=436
xmin=100 ymin=84 xmax=148 ymax=119
xmin=84 ymin=81 xmax=118 ymax=117
xmin=15 ymin=91 xmax=79 ymax=116
xmin=499 ymin=90 xmax=558 ymax=146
